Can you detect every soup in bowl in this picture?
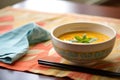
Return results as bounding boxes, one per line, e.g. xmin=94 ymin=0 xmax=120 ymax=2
xmin=51 ymin=22 xmax=116 ymax=65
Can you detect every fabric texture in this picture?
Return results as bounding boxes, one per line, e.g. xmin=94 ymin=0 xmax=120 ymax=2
xmin=0 ymin=23 xmax=50 ymax=64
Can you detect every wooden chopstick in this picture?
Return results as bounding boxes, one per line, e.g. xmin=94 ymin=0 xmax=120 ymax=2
xmin=38 ymin=59 xmax=120 ymax=78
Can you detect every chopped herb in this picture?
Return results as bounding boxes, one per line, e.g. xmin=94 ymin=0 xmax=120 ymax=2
xmin=69 ymin=34 xmax=97 ymax=43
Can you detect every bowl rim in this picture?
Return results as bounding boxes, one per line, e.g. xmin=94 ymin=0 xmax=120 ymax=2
xmin=51 ymin=22 xmax=116 ymax=45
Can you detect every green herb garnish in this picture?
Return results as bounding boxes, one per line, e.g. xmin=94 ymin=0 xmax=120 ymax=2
xmin=69 ymin=34 xmax=97 ymax=43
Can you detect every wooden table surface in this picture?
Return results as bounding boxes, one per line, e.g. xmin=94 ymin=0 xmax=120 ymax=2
xmin=0 ymin=0 xmax=120 ymax=80
xmin=12 ymin=0 xmax=120 ymax=19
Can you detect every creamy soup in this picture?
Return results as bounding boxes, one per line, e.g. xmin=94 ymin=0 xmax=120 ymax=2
xmin=58 ymin=31 xmax=110 ymax=44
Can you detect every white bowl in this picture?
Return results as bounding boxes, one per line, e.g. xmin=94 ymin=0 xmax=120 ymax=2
xmin=51 ymin=22 xmax=116 ymax=65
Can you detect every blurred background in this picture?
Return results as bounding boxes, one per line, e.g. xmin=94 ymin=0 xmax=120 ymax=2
xmin=0 ymin=0 xmax=120 ymax=9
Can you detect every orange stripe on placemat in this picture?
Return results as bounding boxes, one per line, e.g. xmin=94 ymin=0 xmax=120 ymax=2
xmin=116 ymin=34 xmax=120 ymax=39
xmin=36 ymin=22 xmax=46 ymax=27
xmin=0 ymin=15 xmax=14 ymax=22
xmin=0 ymin=25 xmax=13 ymax=34
xmin=0 ymin=15 xmax=14 ymax=33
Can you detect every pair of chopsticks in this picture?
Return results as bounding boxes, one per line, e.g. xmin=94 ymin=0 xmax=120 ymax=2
xmin=38 ymin=60 xmax=120 ymax=78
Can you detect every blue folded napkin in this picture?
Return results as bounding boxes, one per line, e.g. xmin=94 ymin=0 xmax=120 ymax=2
xmin=0 ymin=23 xmax=50 ymax=64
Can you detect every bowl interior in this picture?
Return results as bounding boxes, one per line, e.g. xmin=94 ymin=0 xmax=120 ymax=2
xmin=52 ymin=22 xmax=116 ymax=41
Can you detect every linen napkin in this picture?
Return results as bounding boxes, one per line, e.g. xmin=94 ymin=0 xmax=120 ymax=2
xmin=0 ymin=23 xmax=50 ymax=64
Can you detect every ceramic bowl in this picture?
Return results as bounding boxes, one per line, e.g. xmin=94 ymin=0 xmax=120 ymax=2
xmin=51 ymin=22 xmax=116 ymax=65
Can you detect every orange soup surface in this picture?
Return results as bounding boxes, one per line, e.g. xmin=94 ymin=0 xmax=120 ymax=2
xmin=58 ymin=31 xmax=110 ymax=44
